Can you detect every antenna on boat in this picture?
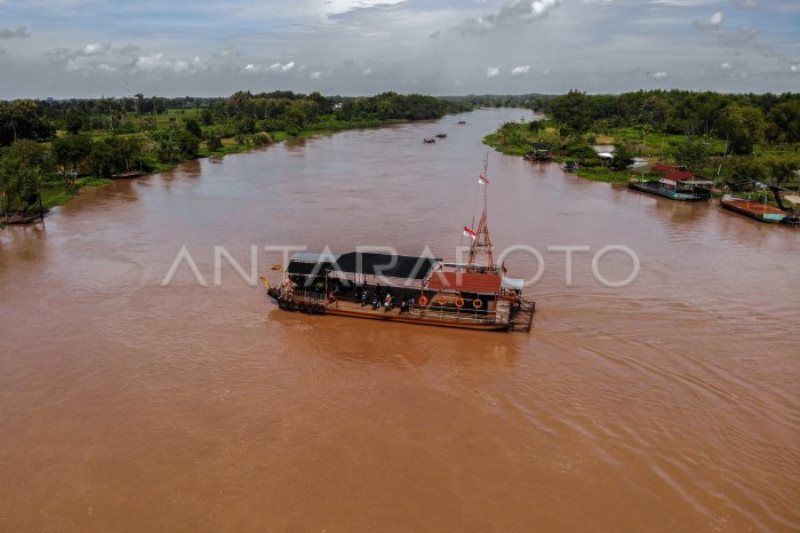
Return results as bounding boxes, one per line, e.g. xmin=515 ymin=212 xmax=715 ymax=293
xmin=468 ymin=154 xmax=495 ymax=272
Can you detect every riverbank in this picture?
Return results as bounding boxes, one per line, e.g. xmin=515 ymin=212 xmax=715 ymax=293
xmin=1 ymin=91 xmax=469 ymax=225
xmin=3 ymin=116 xmax=447 ymax=225
xmin=484 ymin=119 xmax=800 ymax=192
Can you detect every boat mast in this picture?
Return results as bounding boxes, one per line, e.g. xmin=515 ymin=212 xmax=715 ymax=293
xmin=468 ymin=156 xmax=495 ymax=272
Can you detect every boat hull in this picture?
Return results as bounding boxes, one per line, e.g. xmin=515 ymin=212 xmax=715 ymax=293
xmin=267 ymin=289 xmax=511 ymax=332
xmin=720 ymin=196 xmax=786 ymax=223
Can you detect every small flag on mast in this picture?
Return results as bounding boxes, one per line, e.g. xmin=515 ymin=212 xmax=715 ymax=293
xmin=479 ymin=173 xmax=490 ymax=185
xmin=463 ymin=226 xmax=477 ymax=241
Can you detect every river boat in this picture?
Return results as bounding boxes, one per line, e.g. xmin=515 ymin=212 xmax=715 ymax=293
xmin=111 ymin=170 xmax=144 ymax=179
xmin=523 ymin=142 xmax=551 ymax=162
xmin=423 ymin=138 xmax=436 ymax=144
xmin=435 ymin=133 xmax=447 ymax=139
xmin=720 ymin=194 xmax=786 ymax=223
xmin=263 ymin=164 xmax=535 ymax=332
xmin=628 ymin=165 xmax=712 ymax=201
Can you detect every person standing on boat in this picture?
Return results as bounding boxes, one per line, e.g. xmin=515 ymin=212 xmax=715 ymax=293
xmin=384 ymin=293 xmax=393 ymax=312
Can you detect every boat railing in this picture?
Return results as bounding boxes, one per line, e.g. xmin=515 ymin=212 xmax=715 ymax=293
xmin=291 ymin=289 xmax=326 ymax=303
xmin=413 ymin=306 xmax=499 ymax=324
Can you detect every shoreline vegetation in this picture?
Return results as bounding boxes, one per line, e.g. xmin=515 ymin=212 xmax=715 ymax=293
xmin=479 ymin=91 xmax=800 ymax=198
xmin=0 ymin=91 xmax=469 ymax=226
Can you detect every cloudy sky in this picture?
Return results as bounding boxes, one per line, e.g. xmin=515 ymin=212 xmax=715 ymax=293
xmin=0 ymin=0 xmax=798 ymax=98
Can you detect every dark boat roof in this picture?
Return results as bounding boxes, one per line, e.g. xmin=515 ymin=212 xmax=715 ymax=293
xmin=287 ymin=251 xmax=440 ymax=280
xmin=336 ymin=252 xmax=439 ymax=279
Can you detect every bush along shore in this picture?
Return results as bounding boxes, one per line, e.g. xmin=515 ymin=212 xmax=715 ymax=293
xmin=0 ymin=91 xmax=470 ymax=225
xmin=483 ymin=90 xmax=800 ymax=196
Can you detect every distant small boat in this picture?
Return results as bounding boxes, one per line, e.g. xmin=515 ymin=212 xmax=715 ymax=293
xmin=524 ymin=142 xmax=551 ymax=162
xmin=458 ymin=120 xmax=467 ymax=125
xmin=111 ymin=170 xmax=144 ymax=179
xmin=435 ymin=133 xmax=447 ymax=139
xmin=720 ymin=194 xmax=786 ymax=223
xmin=423 ymin=138 xmax=436 ymax=144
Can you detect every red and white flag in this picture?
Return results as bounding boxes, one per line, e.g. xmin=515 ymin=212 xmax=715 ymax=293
xmin=478 ymin=173 xmax=490 ymax=185
xmin=463 ymin=226 xmax=477 ymax=241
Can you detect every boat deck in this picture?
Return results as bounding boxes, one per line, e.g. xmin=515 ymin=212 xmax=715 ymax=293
xmin=721 ymin=197 xmax=786 ymax=222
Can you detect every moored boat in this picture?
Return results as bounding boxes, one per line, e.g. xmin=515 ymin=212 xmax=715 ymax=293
xmin=720 ymin=194 xmax=786 ymax=223
xmin=423 ymin=138 xmax=436 ymax=144
xmin=628 ymin=165 xmax=712 ymax=201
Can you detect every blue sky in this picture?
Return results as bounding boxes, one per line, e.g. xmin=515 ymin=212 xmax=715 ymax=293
xmin=0 ymin=0 xmax=798 ymax=98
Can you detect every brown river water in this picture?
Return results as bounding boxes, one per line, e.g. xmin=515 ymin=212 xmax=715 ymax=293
xmin=1 ymin=109 xmax=798 ymax=531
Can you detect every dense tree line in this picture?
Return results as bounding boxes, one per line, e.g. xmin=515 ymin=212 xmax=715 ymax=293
xmin=525 ymin=90 xmax=800 ymax=155
xmin=0 ymin=91 xmax=466 ymax=147
xmin=1 ymin=91 xmax=467 ymax=218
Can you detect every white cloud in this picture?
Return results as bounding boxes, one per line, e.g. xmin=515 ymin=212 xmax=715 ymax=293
xmin=310 ymin=70 xmax=322 ymax=79
xmin=486 ymin=66 xmax=500 ymax=78
xmin=720 ymin=61 xmax=732 ymax=70
xmin=97 ymin=63 xmax=116 ymax=73
xmin=83 ymin=43 xmax=105 ymax=55
xmin=651 ymin=70 xmax=668 ymax=79
xmin=511 ymin=65 xmax=531 ymax=76
xmin=323 ymin=0 xmax=405 ymax=16
xmin=698 ymin=11 xmax=724 ymax=28
xmin=268 ymin=61 xmax=295 ymax=73
xmin=790 ymin=64 xmax=800 ymax=72
xmin=132 ymin=52 xmax=195 ymax=74
xmin=362 ymin=66 xmax=372 ymax=75
xmin=456 ymin=0 xmax=563 ymax=34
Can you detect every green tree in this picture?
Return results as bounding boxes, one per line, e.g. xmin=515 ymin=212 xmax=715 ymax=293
xmin=52 ymin=135 xmax=93 ymax=187
xmin=185 ymin=118 xmax=202 ymax=139
xmin=0 ymin=150 xmax=43 ymax=216
xmin=673 ymin=137 xmax=711 ymax=171
xmin=150 ymin=128 xmax=200 ymax=163
xmin=767 ymin=101 xmax=800 ymax=143
xmin=206 ymin=135 xmax=223 ymax=152
xmin=88 ymin=139 xmax=117 ymax=178
xmin=64 ymin=109 xmax=87 ymax=134
xmin=548 ymin=90 xmax=593 ymax=134
xmin=718 ymin=104 xmax=766 ymax=155
xmin=611 ymin=143 xmax=634 ymax=170
xmin=200 ymin=108 xmax=214 ymax=126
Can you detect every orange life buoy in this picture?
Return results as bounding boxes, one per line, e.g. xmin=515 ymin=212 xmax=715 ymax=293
xmin=454 ymin=297 xmax=465 ymax=308
xmin=472 ymin=298 xmax=483 ymax=309
xmin=418 ymin=295 xmax=429 ymax=307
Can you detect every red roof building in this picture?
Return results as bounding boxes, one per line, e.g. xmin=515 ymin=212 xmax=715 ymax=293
xmin=663 ymin=171 xmax=695 ymax=182
xmin=651 ymin=164 xmax=679 ymax=174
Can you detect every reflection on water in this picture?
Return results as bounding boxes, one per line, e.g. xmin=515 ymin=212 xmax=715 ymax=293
xmin=0 ymin=109 xmax=798 ymax=531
